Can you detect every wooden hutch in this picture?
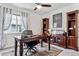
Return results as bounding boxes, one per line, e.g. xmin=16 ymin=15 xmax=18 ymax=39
xmin=42 ymin=18 xmax=49 ymax=42
xmin=67 ymin=10 xmax=78 ymax=50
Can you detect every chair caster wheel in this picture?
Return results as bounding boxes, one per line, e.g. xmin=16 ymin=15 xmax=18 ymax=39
xmin=25 ymin=53 xmax=27 ymax=56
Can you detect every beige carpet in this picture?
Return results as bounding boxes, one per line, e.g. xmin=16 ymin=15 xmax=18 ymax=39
xmin=1 ymin=43 xmax=62 ymax=56
xmin=1 ymin=47 xmax=62 ymax=56
xmin=32 ymin=50 xmax=62 ymax=56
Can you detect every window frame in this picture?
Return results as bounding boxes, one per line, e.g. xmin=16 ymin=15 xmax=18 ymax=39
xmin=5 ymin=14 xmax=25 ymax=33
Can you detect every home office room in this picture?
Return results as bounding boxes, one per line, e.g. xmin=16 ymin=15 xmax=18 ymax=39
xmin=0 ymin=0 xmax=79 ymax=57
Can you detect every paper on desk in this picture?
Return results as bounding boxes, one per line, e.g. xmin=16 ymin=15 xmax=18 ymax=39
xmin=14 ymin=36 xmax=21 ymax=39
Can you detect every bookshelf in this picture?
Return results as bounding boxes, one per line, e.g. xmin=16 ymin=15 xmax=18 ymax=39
xmin=67 ymin=10 xmax=78 ymax=50
xmin=42 ymin=18 xmax=49 ymax=42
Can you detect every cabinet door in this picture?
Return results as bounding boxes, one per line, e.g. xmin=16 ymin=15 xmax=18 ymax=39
xmin=58 ymin=36 xmax=66 ymax=48
xmin=67 ymin=36 xmax=77 ymax=50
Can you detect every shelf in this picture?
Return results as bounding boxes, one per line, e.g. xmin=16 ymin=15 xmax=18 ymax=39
xmin=68 ymin=35 xmax=75 ymax=36
xmin=43 ymin=22 xmax=46 ymax=24
xmin=68 ymin=19 xmax=75 ymax=21
xmin=68 ymin=27 xmax=73 ymax=30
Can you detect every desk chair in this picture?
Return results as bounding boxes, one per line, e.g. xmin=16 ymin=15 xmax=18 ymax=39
xmin=21 ymin=30 xmax=39 ymax=55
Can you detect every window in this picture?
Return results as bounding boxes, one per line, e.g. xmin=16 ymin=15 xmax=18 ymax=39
xmin=10 ymin=15 xmax=17 ymax=32
xmin=17 ymin=15 xmax=24 ymax=32
xmin=5 ymin=14 xmax=25 ymax=33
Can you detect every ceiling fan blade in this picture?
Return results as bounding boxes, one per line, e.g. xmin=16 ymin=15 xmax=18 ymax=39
xmin=35 ymin=3 xmax=40 ymax=5
xmin=35 ymin=3 xmax=51 ymax=7
xmin=41 ymin=4 xmax=51 ymax=7
xmin=34 ymin=7 xmax=37 ymax=10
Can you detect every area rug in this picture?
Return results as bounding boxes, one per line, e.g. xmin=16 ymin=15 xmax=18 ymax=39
xmin=1 ymin=47 xmax=62 ymax=56
xmin=32 ymin=50 xmax=61 ymax=56
xmin=32 ymin=48 xmax=62 ymax=56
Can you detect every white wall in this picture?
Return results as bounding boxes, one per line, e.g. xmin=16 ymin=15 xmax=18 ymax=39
xmin=28 ymin=12 xmax=42 ymax=35
xmin=41 ymin=4 xmax=79 ymax=48
xmin=41 ymin=4 xmax=79 ymax=31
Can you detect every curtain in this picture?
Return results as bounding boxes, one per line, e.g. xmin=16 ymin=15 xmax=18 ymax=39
xmin=0 ymin=7 xmax=5 ymax=49
xmin=0 ymin=6 xmax=28 ymax=49
xmin=0 ymin=6 xmax=2 ymax=49
xmin=0 ymin=7 xmax=12 ymax=49
xmin=21 ymin=12 xmax=28 ymax=30
xmin=3 ymin=8 xmax=12 ymax=31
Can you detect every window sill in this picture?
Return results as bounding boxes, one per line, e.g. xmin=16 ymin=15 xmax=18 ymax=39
xmin=4 ymin=32 xmax=22 ymax=34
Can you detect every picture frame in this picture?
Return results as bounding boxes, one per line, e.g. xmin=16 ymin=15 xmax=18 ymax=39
xmin=53 ymin=13 xmax=62 ymax=28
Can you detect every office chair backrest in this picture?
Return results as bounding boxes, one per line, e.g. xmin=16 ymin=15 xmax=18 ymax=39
xmin=21 ymin=30 xmax=33 ymax=39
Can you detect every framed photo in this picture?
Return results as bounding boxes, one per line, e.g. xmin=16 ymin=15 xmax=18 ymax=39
xmin=53 ymin=13 xmax=62 ymax=28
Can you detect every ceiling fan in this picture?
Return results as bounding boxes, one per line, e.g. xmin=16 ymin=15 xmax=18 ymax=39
xmin=34 ymin=3 xmax=52 ymax=11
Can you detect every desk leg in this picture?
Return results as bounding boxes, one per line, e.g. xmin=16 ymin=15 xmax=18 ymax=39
xmin=19 ymin=41 xmax=23 ymax=56
xmin=15 ymin=39 xmax=17 ymax=56
xmin=48 ymin=37 xmax=50 ymax=51
xmin=41 ymin=40 xmax=43 ymax=47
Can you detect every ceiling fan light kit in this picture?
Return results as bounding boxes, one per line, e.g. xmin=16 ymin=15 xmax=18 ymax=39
xmin=36 ymin=5 xmax=42 ymax=9
xmin=34 ymin=3 xmax=52 ymax=11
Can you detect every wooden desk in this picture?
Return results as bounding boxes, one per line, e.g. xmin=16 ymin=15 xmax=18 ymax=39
xmin=14 ymin=35 xmax=51 ymax=56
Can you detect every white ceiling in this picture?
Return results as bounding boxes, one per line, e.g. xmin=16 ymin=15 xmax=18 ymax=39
xmin=12 ymin=3 xmax=72 ymax=15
